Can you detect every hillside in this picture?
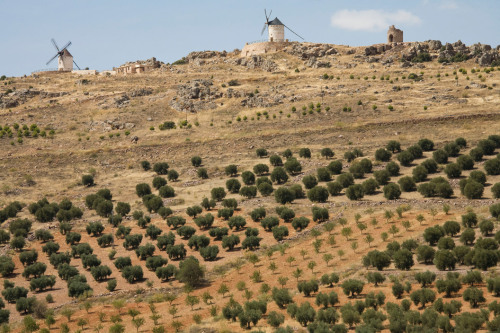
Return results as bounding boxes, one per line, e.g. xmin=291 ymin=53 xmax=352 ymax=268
xmin=0 ymin=40 xmax=500 ymax=332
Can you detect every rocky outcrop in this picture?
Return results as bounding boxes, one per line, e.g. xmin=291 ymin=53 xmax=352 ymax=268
xmin=305 ymin=57 xmax=331 ymax=68
xmin=0 ymin=89 xmax=69 ymax=109
xmin=170 ymin=79 xmax=221 ymax=112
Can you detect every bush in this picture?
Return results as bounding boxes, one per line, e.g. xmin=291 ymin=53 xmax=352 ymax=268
xmin=257 ymin=182 xmax=273 ymax=196
xmin=491 ymin=203 xmax=500 ymax=219
xmin=241 ymin=236 xmax=262 ymax=250
xmin=211 ymin=187 xmax=226 ymax=201
xmin=444 ymin=163 xmax=462 ymax=178
xmin=140 ymin=161 xmax=151 ymax=171
xmin=375 ymin=149 xmax=392 ymax=162
xmin=299 ymin=148 xmax=311 ymax=158
xmin=152 ymin=177 xmax=167 ymax=190
xmin=115 ymin=202 xmax=131 ymax=216
xmin=177 ymin=226 xmax=196 ymax=239
xmin=156 ymin=265 xmax=176 ymax=281
xmin=156 ymin=232 xmax=176 ymax=250
xmin=239 ymin=186 xmax=257 ymax=198
xmin=423 ymin=226 xmax=445 ymax=245
xmin=145 ymin=255 xmax=167 ymax=271
xmin=225 ymin=165 xmax=238 ymax=176
xmin=143 ymin=195 xmax=163 ymax=213
xmin=19 ymin=250 xmax=38 ymax=266
xmin=135 ymin=183 xmax=151 ymax=197
xmin=434 ymin=250 xmax=457 ymax=271
xmin=317 ymin=168 xmax=332 ymax=182
xmin=443 ymin=221 xmax=461 ymax=236
xmin=221 ymin=235 xmax=240 ymax=251
xmin=241 ymin=171 xmax=255 ymax=185
xmin=457 ymin=155 xmax=474 ymax=170
xmin=312 ymin=207 xmax=329 ymax=222
xmin=397 ymin=151 xmax=414 ymax=166
xmin=485 ymin=158 xmax=500 ymax=175
xmin=122 ymin=266 xmax=144 ymax=283
xmin=81 ymin=174 xmax=94 ymax=187
xmin=10 ymin=236 xmax=25 ymax=251
xmin=337 ymin=173 xmax=354 ymax=188
xmin=200 ymin=245 xmax=219 ymax=261
xmin=464 ymin=180 xmax=484 ymax=199
xmin=345 ymin=184 xmax=364 ymax=201
xmin=386 ymin=161 xmax=400 ymax=176
xmin=398 ymin=176 xmax=416 ymax=192
xmin=321 ymin=148 xmax=334 ymax=159
xmin=433 ymin=149 xmax=449 ymax=164
xmin=256 ymin=148 xmax=268 ymax=158
xmin=327 ymin=182 xmax=343 ymax=195
xmin=478 ymin=139 xmax=496 ymax=155
xmin=91 ymin=265 xmax=112 ymax=281
xmin=176 ymin=256 xmax=204 ymax=288
xmin=307 ymin=186 xmax=329 ymax=203
xmin=191 ymin=156 xmax=202 ymax=167
xmin=272 ymin=226 xmax=289 ymax=241
xmin=114 ymin=257 xmax=132 ymax=270
xmin=153 ymin=162 xmax=169 ymax=175
xmin=197 ymin=168 xmax=208 ymax=179
xmin=97 ymin=234 xmax=114 ymax=247
xmin=327 ymin=161 xmax=343 ymax=174
xmin=253 ymin=164 xmax=269 ymax=176
xmin=261 ymin=217 xmax=279 ymax=231
xmin=384 ymin=183 xmax=401 ymax=200
xmin=272 ymin=288 xmax=293 ymax=308
xmin=292 ymin=217 xmax=310 ymax=231
xmin=282 ymin=158 xmax=301 ymax=176
xmin=270 ymin=155 xmax=283 ymax=166
xmin=42 ymin=241 xmax=59 ymax=256
xmin=410 ymin=288 xmax=436 ymax=308
xmin=412 ymin=166 xmax=428 ymax=182
xmin=341 ymin=279 xmax=365 ymax=298
xmin=444 ymin=142 xmax=460 ymax=157
xmin=470 ymin=171 xmax=487 ymax=185
xmin=218 ymin=208 xmax=234 ymax=220
xmin=166 ymin=216 xmax=186 ymax=229
xmin=274 ymin=187 xmax=295 ymax=204
xmin=123 ymin=234 xmax=143 ymax=250
xmin=374 ymin=170 xmax=391 ymax=185
xmin=362 ymin=178 xmax=379 ymax=195
xmin=271 ymin=167 xmax=288 ymax=184
xmin=226 ymin=179 xmax=241 ymax=193
xmin=228 ymin=216 xmax=246 ymax=230
xmin=349 ymin=163 xmax=365 ymax=179
xmin=418 ymin=139 xmax=435 ymax=151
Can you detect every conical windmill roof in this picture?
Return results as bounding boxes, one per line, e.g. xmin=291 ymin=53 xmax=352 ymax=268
xmin=61 ymin=48 xmax=72 ymax=57
xmin=268 ymin=17 xmax=284 ymax=26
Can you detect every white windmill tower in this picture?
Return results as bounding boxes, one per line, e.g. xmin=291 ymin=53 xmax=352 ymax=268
xmin=46 ymin=39 xmax=81 ymax=71
xmin=261 ymin=9 xmax=304 ymax=42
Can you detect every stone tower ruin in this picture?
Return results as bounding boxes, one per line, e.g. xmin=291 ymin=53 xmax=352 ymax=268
xmin=387 ymin=25 xmax=403 ymax=43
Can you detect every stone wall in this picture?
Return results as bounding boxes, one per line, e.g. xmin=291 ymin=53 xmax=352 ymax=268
xmin=240 ymin=41 xmax=289 ymax=57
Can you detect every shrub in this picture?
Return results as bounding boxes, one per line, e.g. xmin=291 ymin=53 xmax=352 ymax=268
xmin=135 ymin=183 xmax=151 ymax=197
xmin=272 ymin=288 xmax=293 ymax=308
xmin=226 ymin=179 xmax=241 ymax=193
xmin=253 ymin=164 xmax=269 ymax=176
xmin=261 ymin=217 xmax=279 ymax=231
xmin=271 ymin=167 xmax=288 ymax=184
xmin=81 ymin=254 xmax=101 ymax=269
xmin=241 ymin=171 xmax=255 ymax=185
xmin=153 ymin=162 xmax=169 ymax=175
xmin=327 ymin=182 xmax=343 ymax=195
xmin=470 ymin=171 xmax=487 ymax=185
xmin=191 ymin=156 xmax=202 ymax=167
xmin=292 ymin=217 xmax=310 ymax=231
xmin=345 ymin=184 xmax=364 ymax=201
xmin=383 ymin=183 xmax=401 ymax=200
xmin=211 ymin=187 xmax=226 ymax=201
xmin=156 ymin=232 xmax=176 ymax=250
xmin=200 ymin=245 xmax=219 ymax=261
xmin=10 ymin=236 xmax=25 ymax=251
xmin=156 ymin=265 xmax=176 ymax=281
xmin=257 ymin=182 xmax=273 ymax=196
xmin=307 ymin=186 xmax=329 ymax=203
xmin=282 ymin=149 xmax=293 ymax=159
xmin=274 ymin=187 xmax=295 ymax=204
xmin=418 ymin=139 xmax=434 ymax=151
xmin=122 ymin=266 xmax=144 ymax=283
xmin=327 ymin=161 xmax=342 ymax=174
xmin=444 ymin=163 xmax=462 ymax=178
xmin=42 ymin=242 xmax=59 ymax=256
xmin=349 ymin=163 xmax=364 ymax=179
xmin=49 ymin=252 xmax=71 ymax=268
xmin=417 ymin=245 xmax=435 ymax=264
xmin=123 ymin=234 xmax=143 ymax=250
xmin=412 ymin=166 xmax=428 ymax=182
xmin=478 ymin=139 xmax=496 ymax=155
xmin=19 ymin=250 xmax=38 ymax=266
xmin=299 ymin=148 xmax=311 ymax=158
xmin=464 ymin=180 xmax=484 ymax=199
xmin=341 ymin=279 xmax=364 ymax=298
xmin=337 ymin=173 xmax=354 ymax=188
xmin=177 ymin=226 xmax=196 ymax=239
xmin=433 ymin=149 xmax=448 ymax=164
xmin=228 ymin=216 xmax=246 ymax=230
xmin=194 ymin=213 xmax=215 ymax=229
xmin=485 ymin=158 xmax=500 ymax=175
xmin=375 ymin=149 xmax=392 ymax=162
xmin=91 ymin=265 xmax=112 ymax=281
xmin=386 ymin=162 xmax=400 ymax=176
xmin=470 ymin=147 xmax=483 ymax=161
xmin=284 ymin=158 xmax=302 ymax=175
xmin=397 ymin=151 xmax=414 ymax=166
xmin=218 ymin=208 xmax=234 ymax=220
xmin=491 ymin=203 xmax=500 ymax=219
xmin=140 ymin=161 xmax=151 ymax=171
xmin=374 ymin=170 xmax=391 ymax=185
xmin=152 ymin=177 xmax=167 ymax=190
xmin=457 ymin=155 xmax=474 ymax=170
xmin=197 ymin=168 xmax=208 ymax=179
xmin=270 ymin=155 xmax=283 ymax=166
xmin=443 ymin=221 xmax=460 ymax=236
xmin=143 ymin=195 xmax=163 ymax=213
xmin=312 ymin=207 xmax=329 ymax=222
xmin=97 ymin=234 xmax=114 ymax=247
xmin=256 ymin=148 xmax=268 ymax=158
xmin=221 ymin=235 xmax=240 ymax=251
xmin=241 ymin=236 xmax=262 ymax=250
xmin=82 ymin=175 xmax=94 ymax=187
xmin=434 ymin=250 xmax=456 ymax=271
xmin=176 ymin=256 xmax=204 ymax=288
xmin=225 ymin=165 xmax=238 ymax=176
xmin=278 ymin=207 xmax=295 ymax=222
xmin=114 ymin=257 xmax=132 ymax=270
xmin=398 ymin=176 xmax=416 ymax=192
xmin=410 ymin=288 xmax=436 ymax=308
xmin=115 ymin=202 xmax=131 ymax=216
xmin=444 ymin=142 xmax=460 ymax=157
xmin=250 ymin=208 xmax=266 ymax=221
xmin=321 ymin=148 xmax=334 ymax=159
xmin=317 ymin=168 xmax=332 ymax=182
xmin=166 ymin=216 xmax=186 ymax=229
xmin=272 ymin=226 xmax=289 ymax=241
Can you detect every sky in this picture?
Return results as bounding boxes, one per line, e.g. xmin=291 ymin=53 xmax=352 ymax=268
xmin=0 ymin=0 xmax=498 ymax=77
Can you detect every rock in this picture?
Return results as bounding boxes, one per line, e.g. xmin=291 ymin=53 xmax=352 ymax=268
xmin=130 ymin=88 xmax=153 ymax=97
xmin=428 ymin=40 xmax=442 ymax=50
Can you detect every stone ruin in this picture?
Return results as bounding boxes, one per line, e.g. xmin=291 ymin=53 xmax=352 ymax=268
xmin=387 ymin=25 xmax=403 ymax=43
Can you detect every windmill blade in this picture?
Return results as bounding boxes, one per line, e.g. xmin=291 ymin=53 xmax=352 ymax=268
xmin=73 ymin=60 xmax=81 ymax=70
xmin=284 ymin=24 xmax=304 ymax=40
xmin=51 ymin=38 xmax=60 ymax=51
xmin=60 ymin=41 xmax=72 ymax=51
xmin=46 ymin=53 xmax=59 ymax=65
xmin=261 ymin=23 xmax=267 ymax=36
xmin=268 ymin=10 xmax=272 ymax=20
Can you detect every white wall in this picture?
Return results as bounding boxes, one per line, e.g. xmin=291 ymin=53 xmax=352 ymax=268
xmin=268 ymin=25 xmax=285 ymax=42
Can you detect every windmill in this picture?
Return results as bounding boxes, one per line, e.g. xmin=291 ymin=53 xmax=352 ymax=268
xmin=261 ymin=9 xmax=304 ymax=42
xmin=46 ymin=39 xmax=80 ymax=71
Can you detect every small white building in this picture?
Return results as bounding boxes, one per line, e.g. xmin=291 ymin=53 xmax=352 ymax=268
xmin=58 ymin=49 xmax=73 ymax=71
xmin=268 ymin=18 xmax=285 ymax=42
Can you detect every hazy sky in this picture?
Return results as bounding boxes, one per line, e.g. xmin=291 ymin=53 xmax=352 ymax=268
xmin=1 ymin=0 xmax=498 ymax=77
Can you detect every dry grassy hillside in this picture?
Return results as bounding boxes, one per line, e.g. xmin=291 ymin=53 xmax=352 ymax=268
xmin=0 ymin=41 xmax=499 ymax=332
